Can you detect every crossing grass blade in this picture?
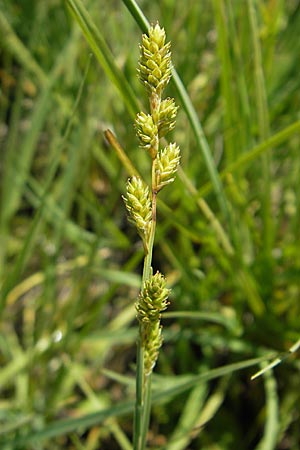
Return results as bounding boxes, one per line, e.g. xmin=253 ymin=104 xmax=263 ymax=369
xmin=67 ymin=0 xmax=140 ymax=118
xmin=4 ymin=355 xmax=267 ymax=448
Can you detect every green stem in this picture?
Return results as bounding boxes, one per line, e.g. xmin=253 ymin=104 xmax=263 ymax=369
xmin=247 ymin=0 xmax=272 ymax=260
xmin=142 ymin=198 xmax=156 ymax=284
xmin=133 ymin=330 xmax=145 ymax=450
xmin=141 ymin=374 xmax=152 ymax=450
xmin=134 ymin=161 xmax=157 ymax=450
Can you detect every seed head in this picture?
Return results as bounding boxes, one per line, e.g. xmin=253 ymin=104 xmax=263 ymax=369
xmin=136 ymin=271 xmax=170 ymax=324
xmin=123 ymin=176 xmax=152 ymax=241
xmin=137 ymin=23 xmax=172 ymax=95
xmin=154 ymin=143 xmax=181 ymax=191
xmin=135 ymin=112 xmax=158 ymax=158
xmin=136 ymin=271 xmax=170 ymax=376
xmin=158 ymin=98 xmax=178 ymax=137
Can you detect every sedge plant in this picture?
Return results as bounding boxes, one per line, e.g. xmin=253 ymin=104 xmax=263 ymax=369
xmin=122 ymin=23 xmax=180 ymax=450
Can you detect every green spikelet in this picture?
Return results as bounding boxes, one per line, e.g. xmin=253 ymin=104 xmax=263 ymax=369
xmin=136 ymin=271 xmax=170 ymax=375
xmin=155 ymin=143 xmax=181 ymax=191
xmin=137 ymin=23 xmax=172 ymax=95
xmin=157 ymin=98 xmax=178 ymax=137
xmin=135 ymin=112 xmax=158 ymax=155
xmin=123 ymin=176 xmax=152 ymax=245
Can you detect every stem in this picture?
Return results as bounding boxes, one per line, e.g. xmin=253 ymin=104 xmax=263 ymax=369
xmin=104 ymin=129 xmax=141 ymax=179
xmin=247 ymin=0 xmax=272 ymax=262
xmin=133 ymin=330 xmax=144 ymax=450
xmin=134 ymin=160 xmax=157 ymax=450
xmin=141 ymin=373 xmax=152 ymax=449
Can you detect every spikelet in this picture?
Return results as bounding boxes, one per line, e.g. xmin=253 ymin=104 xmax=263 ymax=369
xmin=123 ymin=176 xmax=152 ymax=245
xmin=155 ymin=143 xmax=181 ymax=191
xmin=137 ymin=23 xmax=172 ymax=95
xmin=135 ymin=112 xmax=158 ymax=158
xmin=136 ymin=271 xmax=170 ymax=375
xmin=157 ymin=98 xmax=178 ymax=137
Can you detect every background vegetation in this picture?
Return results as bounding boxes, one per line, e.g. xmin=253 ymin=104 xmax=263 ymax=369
xmin=1 ymin=0 xmax=300 ymax=449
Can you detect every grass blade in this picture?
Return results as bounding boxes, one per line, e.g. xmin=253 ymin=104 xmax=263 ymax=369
xmin=254 ymin=370 xmax=279 ymax=450
xmin=198 ymin=119 xmax=300 ymax=198
xmin=66 ymin=0 xmax=140 ymax=118
xmin=6 ymin=355 xmax=267 ymax=448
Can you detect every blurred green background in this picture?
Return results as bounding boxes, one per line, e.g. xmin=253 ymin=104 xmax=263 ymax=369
xmin=1 ymin=0 xmax=300 ymax=449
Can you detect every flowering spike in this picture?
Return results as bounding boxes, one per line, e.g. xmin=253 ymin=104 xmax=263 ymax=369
xmin=158 ymin=98 xmax=178 ymax=137
xmin=143 ymin=321 xmax=162 ymax=376
xmin=136 ymin=271 xmax=170 ymax=375
xmin=155 ymin=143 xmax=181 ymax=191
xmin=136 ymin=271 xmax=170 ymax=323
xmin=137 ymin=23 xmax=172 ymax=95
xmin=123 ymin=177 xmax=152 ymax=242
xmin=135 ymin=112 xmax=158 ymax=158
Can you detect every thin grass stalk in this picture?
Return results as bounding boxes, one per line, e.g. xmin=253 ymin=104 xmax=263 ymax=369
xmin=254 ymin=369 xmax=279 ymax=450
xmin=247 ymin=0 xmax=272 ymax=259
xmin=141 ymin=374 xmax=152 ymax=449
xmin=134 ymin=337 xmax=145 ymax=450
xmin=0 ymin=10 xmax=47 ymax=86
xmin=226 ymin=0 xmax=252 ymax=150
xmin=104 ymin=130 xmax=141 ymax=179
xmin=178 ymin=167 xmax=234 ymax=255
xmin=213 ymin=0 xmax=237 ymax=162
xmin=198 ymin=119 xmax=300 ymax=198
xmin=67 ymin=0 xmax=139 ymax=118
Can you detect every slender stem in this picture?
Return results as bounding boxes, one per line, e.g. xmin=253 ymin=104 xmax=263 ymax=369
xmin=134 ymin=160 xmax=157 ymax=450
xmin=247 ymin=0 xmax=272 ymax=260
xmin=142 ymin=200 xmax=156 ymax=284
xmin=104 ymin=129 xmax=141 ymax=179
xmin=133 ymin=329 xmax=144 ymax=450
xmin=141 ymin=373 xmax=152 ymax=450
xmin=178 ymin=167 xmax=233 ymax=256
